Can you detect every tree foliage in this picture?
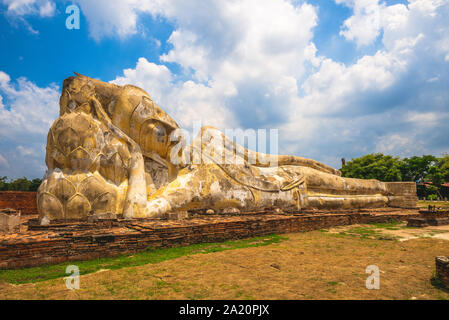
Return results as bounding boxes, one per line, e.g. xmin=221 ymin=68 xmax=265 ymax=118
xmin=341 ymin=153 xmax=449 ymax=199
xmin=341 ymin=153 xmax=448 ymax=183
xmin=340 ymin=153 xmax=403 ymax=182
xmin=0 ymin=177 xmax=42 ymax=192
xmin=399 ymin=155 xmax=438 ymax=183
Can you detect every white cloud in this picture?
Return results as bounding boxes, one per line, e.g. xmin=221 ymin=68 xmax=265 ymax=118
xmin=2 ymin=0 xmax=55 ymax=17
xmin=38 ymin=0 xmax=54 ymax=17
xmin=0 ymin=71 xmax=59 ymax=178
xmin=337 ymin=0 xmax=449 ymax=48
xmin=337 ymin=0 xmax=384 ymax=46
xmin=406 ymin=111 xmax=438 ymax=124
xmin=1 ymin=0 xmax=56 ymax=35
xmin=375 ymin=134 xmax=417 ymax=155
xmin=0 ymin=71 xmax=59 ymax=137
xmin=112 ymin=58 xmax=173 ymax=100
xmin=74 ymin=0 xmax=141 ymax=40
xmin=156 ymin=0 xmax=318 ymax=82
xmin=298 ymin=49 xmax=403 ymax=116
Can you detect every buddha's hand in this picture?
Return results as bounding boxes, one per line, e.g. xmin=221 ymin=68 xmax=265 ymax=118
xmin=144 ymin=197 xmax=172 ymax=218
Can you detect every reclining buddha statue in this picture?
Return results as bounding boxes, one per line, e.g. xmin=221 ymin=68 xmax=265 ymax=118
xmin=37 ymin=73 xmax=417 ymax=223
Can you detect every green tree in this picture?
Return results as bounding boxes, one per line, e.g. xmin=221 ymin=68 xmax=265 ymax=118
xmin=340 ymin=153 xmax=403 ymax=182
xmin=8 ymin=177 xmax=32 ymax=191
xmin=30 ymin=178 xmax=42 ymax=191
xmin=399 ymin=155 xmax=438 ymax=182
xmin=0 ymin=176 xmax=7 ymax=191
xmin=437 ymin=154 xmax=449 ymax=183
xmin=427 ymin=166 xmax=443 ymax=186
xmin=341 ymin=153 xmax=449 ymax=199
xmin=0 ymin=177 xmax=42 ymax=191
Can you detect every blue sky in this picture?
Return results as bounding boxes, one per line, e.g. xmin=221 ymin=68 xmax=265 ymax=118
xmin=0 ymin=3 xmax=174 ymax=87
xmin=0 ymin=0 xmax=448 ymax=179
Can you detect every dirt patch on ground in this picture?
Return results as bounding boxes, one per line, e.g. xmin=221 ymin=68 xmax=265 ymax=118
xmin=1 ymin=224 xmax=449 ymax=300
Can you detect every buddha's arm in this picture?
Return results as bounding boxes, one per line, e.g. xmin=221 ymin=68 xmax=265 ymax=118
xmin=90 ymin=97 xmax=149 ymax=218
xmin=187 ymin=126 xmax=341 ymax=176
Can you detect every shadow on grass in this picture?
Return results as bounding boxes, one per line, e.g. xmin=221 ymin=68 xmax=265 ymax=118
xmin=431 ymin=274 xmax=449 ymax=294
xmin=0 ymin=234 xmax=287 ymax=285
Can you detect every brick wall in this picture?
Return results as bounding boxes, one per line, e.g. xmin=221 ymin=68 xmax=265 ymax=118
xmin=0 ymin=192 xmax=37 ymax=215
xmin=0 ymin=211 xmax=418 ymax=270
xmin=385 ymin=182 xmax=418 ymax=208
xmin=436 ymin=256 xmax=449 ymax=287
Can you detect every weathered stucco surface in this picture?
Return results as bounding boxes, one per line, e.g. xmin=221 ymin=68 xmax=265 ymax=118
xmin=37 ymin=74 xmax=417 ymax=223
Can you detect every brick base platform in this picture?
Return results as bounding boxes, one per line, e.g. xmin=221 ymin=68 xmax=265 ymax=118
xmin=407 ymin=218 xmax=429 ymax=228
xmin=407 ymin=210 xmax=449 ymax=227
xmin=0 ymin=208 xmax=419 ymax=270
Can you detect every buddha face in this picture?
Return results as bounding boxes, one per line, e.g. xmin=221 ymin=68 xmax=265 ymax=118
xmin=59 ymin=74 xmax=184 ymax=169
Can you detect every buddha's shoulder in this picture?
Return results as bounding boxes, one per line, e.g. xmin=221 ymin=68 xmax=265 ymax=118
xmin=121 ymin=84 xmax=152 ymax=100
